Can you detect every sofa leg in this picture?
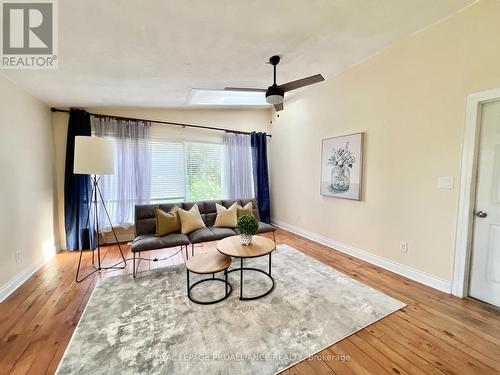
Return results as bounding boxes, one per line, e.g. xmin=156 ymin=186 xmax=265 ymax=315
xmin=134 ymin=251 xmax=141 ymax=277
xmin=185 ymin=245 xmax=189 ymax=260
xmin=133 ymin=252 xmax=137 ymax=278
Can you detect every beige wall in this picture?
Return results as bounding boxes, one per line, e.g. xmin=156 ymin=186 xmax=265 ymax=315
xmin=270 ymin=0 xmax=500 ymax=282
xmin=0 ymin=75 xmax=56 ymax=292
xmin=52 ymin=107 xmax=272 ymax=248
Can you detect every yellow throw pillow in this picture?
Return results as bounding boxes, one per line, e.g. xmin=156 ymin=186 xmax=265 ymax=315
xmin=155 ymin=207 xmax=181 ymax=236
xmin=177 ymin=204 xmax=206 ymax=234
xmin=237 ymin=202 xmax=253 ymax=219
xmin=214 ymin=203 xmax=238 ymax=228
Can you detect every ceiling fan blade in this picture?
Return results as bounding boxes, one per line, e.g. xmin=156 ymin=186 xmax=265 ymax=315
xmin=224 ymin=87 xmax=267 ymax=92
xmin=278 ymin=74 xmax=325 ymax=92
xmin=274 ymin=103 xmax=284 ymax=112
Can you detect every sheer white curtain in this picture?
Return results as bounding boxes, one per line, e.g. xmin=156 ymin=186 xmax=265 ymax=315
xmin=92 ymin=117 xmax=152 ymax=229
xmin=223 ymin=132 xmax=254 ymax=199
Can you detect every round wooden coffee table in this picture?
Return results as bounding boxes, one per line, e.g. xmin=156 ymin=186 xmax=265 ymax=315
xmin=217 ymin=235 xmax=276 ymax=300
xmin=186 ymin=251 xmax=232 ymax=305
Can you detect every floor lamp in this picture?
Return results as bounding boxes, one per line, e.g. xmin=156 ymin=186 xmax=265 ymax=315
xmin=74 ymin=136 xmax=127 ymax=282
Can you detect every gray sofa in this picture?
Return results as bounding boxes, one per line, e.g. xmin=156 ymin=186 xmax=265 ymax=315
xmin=132 ymin=198 xmax=275 ymax=277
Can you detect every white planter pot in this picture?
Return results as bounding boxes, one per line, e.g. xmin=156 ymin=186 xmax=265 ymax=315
xmin=240 ymin=234 xmax=253 ymax=245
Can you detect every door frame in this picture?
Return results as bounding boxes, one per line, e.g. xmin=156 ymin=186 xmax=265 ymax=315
xmin=453 ymin=87 xmax=500 ymax=297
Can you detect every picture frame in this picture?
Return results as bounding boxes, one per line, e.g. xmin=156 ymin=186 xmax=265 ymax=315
xmin=320 ymin=132 xmax=364 ymax=200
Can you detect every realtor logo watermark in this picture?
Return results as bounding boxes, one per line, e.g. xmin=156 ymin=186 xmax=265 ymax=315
xmin=1 ymin=0 xmax=58 ymax=69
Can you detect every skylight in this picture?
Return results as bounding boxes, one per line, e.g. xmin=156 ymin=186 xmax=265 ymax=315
xmin=186 ymin=89 xmax=270 ymax=106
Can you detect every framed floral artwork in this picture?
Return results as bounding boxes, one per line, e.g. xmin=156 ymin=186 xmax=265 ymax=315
xmin=320 ymin=132 xmax=364 ymax=200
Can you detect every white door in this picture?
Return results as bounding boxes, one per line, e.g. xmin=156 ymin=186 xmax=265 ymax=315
xmin=470 ymin=99 xmax=500 ymax=307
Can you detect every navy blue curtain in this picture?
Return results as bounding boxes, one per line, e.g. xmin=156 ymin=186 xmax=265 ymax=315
xmin=64 ymin=109 xmax=94 ymax=250
xmin=251 ymin=132 xmax=271 ymax=223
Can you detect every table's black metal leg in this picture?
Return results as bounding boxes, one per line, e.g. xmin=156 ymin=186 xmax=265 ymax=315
xmin=212 ymin=273 xmax=215 ymax=279
xmin=187 ymin=268 xmax=232 ymax=305
xmin=240 ymin=258 xmax=243 ymax=299
xmin=226 ymin=253 xmax=275 ymax=301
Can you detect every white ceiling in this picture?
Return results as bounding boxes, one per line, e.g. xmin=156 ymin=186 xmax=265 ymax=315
xmin=1 ymin=0 xmax=474 ymax=108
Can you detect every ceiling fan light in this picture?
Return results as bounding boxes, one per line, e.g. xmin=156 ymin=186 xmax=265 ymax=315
xmin=265 ymin=84 xmax=284 ymax=105
xmin=266 ymin=94 xmax=283 ymax=105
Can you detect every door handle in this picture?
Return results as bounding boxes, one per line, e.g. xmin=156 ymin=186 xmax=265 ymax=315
xmin=475 ymin=211 xmax=487 ymax=218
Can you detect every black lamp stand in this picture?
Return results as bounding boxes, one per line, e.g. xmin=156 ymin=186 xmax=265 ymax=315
xmin=75 ymin=175 xmax=127 ymax=282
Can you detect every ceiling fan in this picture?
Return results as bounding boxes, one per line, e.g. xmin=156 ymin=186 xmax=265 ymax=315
xmin=225 ymin=55 xmax=324 ymax=111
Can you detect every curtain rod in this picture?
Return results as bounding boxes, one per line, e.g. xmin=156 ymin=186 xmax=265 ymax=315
xmin=50 ymin=108 xmax=271 ymax=138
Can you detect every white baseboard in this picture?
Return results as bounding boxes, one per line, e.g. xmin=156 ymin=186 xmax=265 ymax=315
xmin=55 ymin=242 xmax=64 ymax=252
xmin=0 ymin=255 xmax=53 ymax=303
xmin=272 ymin=219 xmax=452 ymax=294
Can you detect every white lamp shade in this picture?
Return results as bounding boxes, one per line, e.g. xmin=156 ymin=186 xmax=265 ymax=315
xmin=74 ymin=136 xmax=115 ymax=175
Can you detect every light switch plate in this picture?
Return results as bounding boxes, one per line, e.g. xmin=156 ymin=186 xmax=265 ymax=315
xmin=437 ymin=176 xmax=454 ymax=190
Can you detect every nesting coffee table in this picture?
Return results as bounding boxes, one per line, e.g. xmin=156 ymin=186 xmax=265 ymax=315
xmin=217 ymin=235 xmax=276 ymax=301
xmin=186 ymin=251 xmax=232 ymax=305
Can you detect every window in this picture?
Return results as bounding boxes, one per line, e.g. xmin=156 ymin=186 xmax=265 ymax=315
xmin=150 ymin=138 xmax=223 ymax=203
xmin=151 ymin=140 xmax=185 ymax=202
xmin=185 ymin=142 xmax=222 ymax=201
xmin=187 ymin=89 xmax=270 ymax=106
xmin=92 ymin=120 xmax=226 ymax=228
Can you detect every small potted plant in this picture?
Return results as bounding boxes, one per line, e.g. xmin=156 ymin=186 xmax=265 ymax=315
xmin=236 ymin=215 xmax=259 ymax=245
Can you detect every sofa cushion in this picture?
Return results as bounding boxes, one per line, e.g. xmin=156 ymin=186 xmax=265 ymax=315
xmin=178 ymin=204 xmax=206 ymax=234
xmin=183 ymin=201 xmax=206 ymax=213
xmin=256 ymin=222 xmax=276 ymax=234
xmin=136 ymin=204 xmax=159 ymax=220
xmin=240 ymin=198 xmax=259 ymax=220
xmin=214 ymin=203 xmax=237 ymax=228
xmin=188 ymin=228 xmax=218 ymax=244
xmin=158 ymin=203 xmax=182 ymax=213
xmin=203 ymin=200 xmax=219 ymax=214
xmin=221 ymin=199 xmax=239 ymax=209
xmin=155 ymin=207 xmax=181 ymax=236
xmin=237 ymin=202 xmax=253 ymax=219
xmin=136 ymin=218 xmax=156 ymax=237
xmin=204 ymin=213 xmax=217 ymax=227
xmin=131 ymin=233 xmax=190 ymax=253
xmin=210 ymin=227 xmax=237 ymax=240
xmin=135 ymin=204 xmax=159 ymax=236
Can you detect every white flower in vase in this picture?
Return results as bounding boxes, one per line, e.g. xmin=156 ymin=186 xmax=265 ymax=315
xmin=327 ymin=142 xmax=356 ymax=192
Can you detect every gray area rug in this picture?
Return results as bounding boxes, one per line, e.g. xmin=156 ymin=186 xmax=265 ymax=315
xmin=57 ymin=244 xmax=405 ymax=374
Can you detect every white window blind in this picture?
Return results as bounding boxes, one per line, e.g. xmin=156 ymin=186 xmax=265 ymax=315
xmin=150 ymin=140 xmax=185 ymax=203
xmin=185 ymin=142 xmax=223 ymax=201
xmin=148 ymin=124 xmax=224 ymax=203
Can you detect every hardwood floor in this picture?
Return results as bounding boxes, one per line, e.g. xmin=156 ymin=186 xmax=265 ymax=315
xmin=1 ymin=228 xmax=499 ymax=374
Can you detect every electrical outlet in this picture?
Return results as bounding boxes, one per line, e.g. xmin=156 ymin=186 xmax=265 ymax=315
xmin=400 ymin=242 xmax=408 ymax=253
xmin=437 ymin=176 xmax=454 ymax=190
xmin=15 ymin=250 xmax=22 ymax=263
